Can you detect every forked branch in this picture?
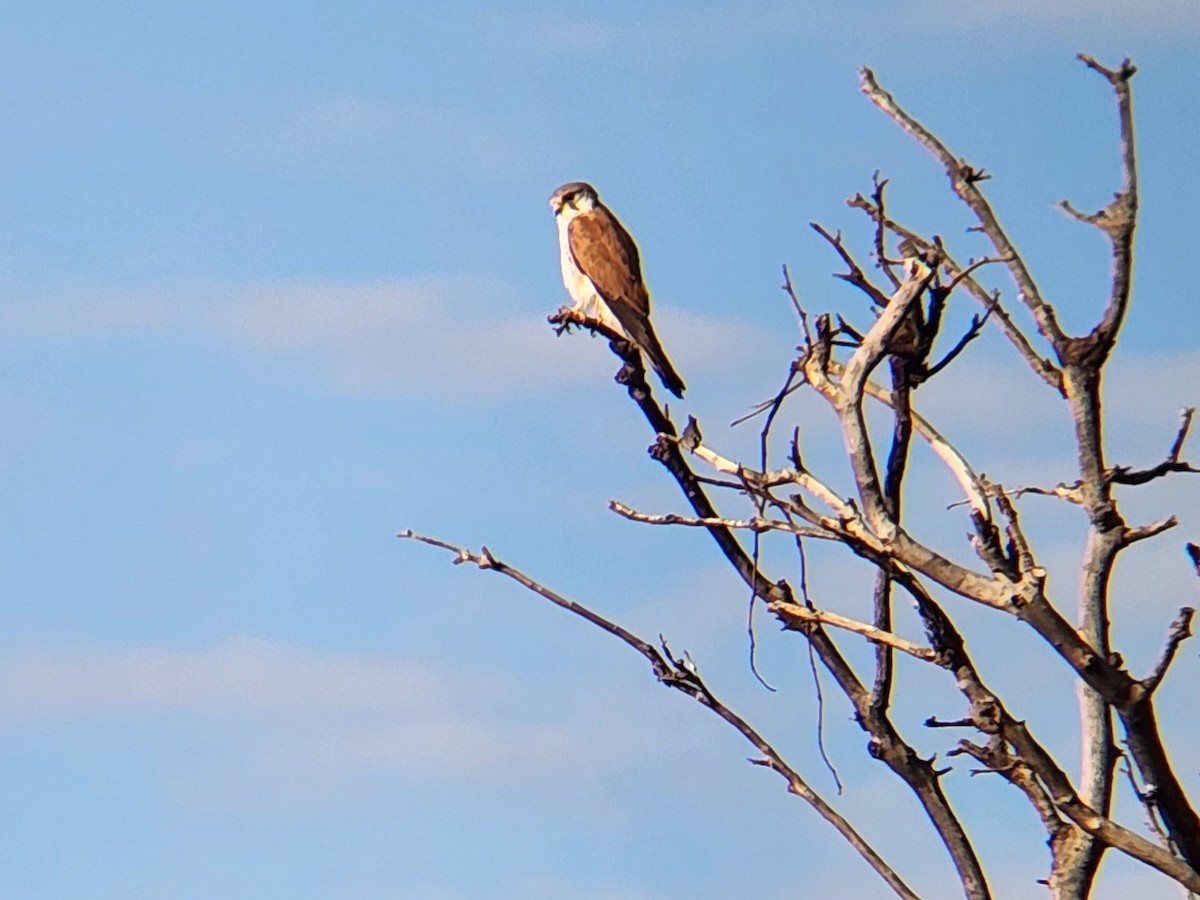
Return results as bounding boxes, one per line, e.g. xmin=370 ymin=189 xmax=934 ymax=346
xmin=846 ymin=193 xmax=1063 ymax=392
xmin=1060 ymin=55 xmax=1139 ymax=364
xmin=859 ymin=67 xmax=1069 ymax=356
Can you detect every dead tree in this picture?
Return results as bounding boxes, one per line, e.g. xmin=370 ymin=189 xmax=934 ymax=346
xmin=403 ymin=56 xmax=1199 ymax=899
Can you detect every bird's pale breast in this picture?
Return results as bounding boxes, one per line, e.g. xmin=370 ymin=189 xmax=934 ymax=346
xmin=556 ymin=213 xmax=625 ymax=334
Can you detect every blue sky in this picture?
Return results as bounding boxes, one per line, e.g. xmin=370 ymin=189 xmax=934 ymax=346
xmin=2 ymin=2 xmax=1199 ymax=898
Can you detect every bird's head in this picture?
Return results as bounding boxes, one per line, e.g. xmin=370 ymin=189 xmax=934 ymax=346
xmin=549 ymin=182 xmax=598 ymax=216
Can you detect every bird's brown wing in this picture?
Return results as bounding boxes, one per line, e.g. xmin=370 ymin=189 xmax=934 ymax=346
xmin=568 ymin=207 xmax=686 ymax=398
xmin=567 ymin=206 xmax=650 ymax=323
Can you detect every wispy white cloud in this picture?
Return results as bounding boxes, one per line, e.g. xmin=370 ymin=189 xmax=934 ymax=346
xmin=923 ymin=0 xmax=1200 ymax=34
xmin=0 ymin=278 xmax=782 ymax=402
xmin=222 ymin=93 xmax=535 ymax=182
xmin=0 ymin=636 xmax=647 ymax=816
xmin=0 ymin=636 xmax=474 ymax=723
xmin=516 ymin=0 xmax=1197 ymax=64
xmin=508 ymin=3 xmax=807 ymax=59
xmin=911 ymin=347 xmax=1200 ymax=452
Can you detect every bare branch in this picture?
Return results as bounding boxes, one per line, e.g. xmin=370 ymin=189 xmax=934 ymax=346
xmin=769 ymin=597 xmax=939 ymax=663
xmin=548 ymin=307 xmax=671 ymax=420
xmin=608 ymin=499 xmax=834 ymax=540
xmin=826 ymin=361 xmax=991 ymax=519
xmin=847 ymin=193 xmax=1064 ymax=393
xmin=1119 ymin=754 xmax=1172 ymax=850
xmin=1111 ymin=464 xmax=1200 ymax=487
xmin=871 ymin=173 xmax=903 ymax=290
xmin=841 ymin=262 xmax=936 ymax=399
xmin=1118 ymin=689 xmax=1200 ymax=871
xmin=1168 ymin=407 xmax=1195 ymax=462
xmin=534 ymin=59 xmax=1200 ymax=893
xmin=859 ymin=67 xmax=1069 ymax=355
xmin=795 ymin=263 xmax=941 ymax=549
xmin=811 ymin=221 xmax=892 ymax=308
xmin=1141 ymin=607 xmax=1195 ymax=694
xmin=782 ymin=264 xmax=814 ymax=347
xmin=944 ymin=254 xmax=1014 ymax=292
xmin=1002 ymin=480 xmax=1085 ymax=506
xmin=398 ymin=530 xmax=922 ymax=900
xmin=983 ymin=706 xmax=1200 ymax=891
xmin=673 ymin=421 xmax=865 ymax=525
xmin=1123 ymin=516 xmax=1178 ymax=546
xmin=921 ymin=312 xmax=988 ymax=380
xmin=945 ymin=737 xmax=1064 ymax=839
xmin=1109 ymin=408 xmax=1199 ymax=485
xmin=1065 ymin=55 xmax=1139 ymax=363
xmin=606 ymin=377 xmax=993 ymax=898
xmin=900 ymin=555 xmax=1200 ymax=891
xmin=993 ymin=489 xmax=1036 ymax=576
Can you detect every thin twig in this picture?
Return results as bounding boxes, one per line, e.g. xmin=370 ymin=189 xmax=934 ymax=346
xmin=1168 ymin=408 xmax=1195 ymax=461
xmin=1141 ymin=607 xmax=1195 ymax=694
xmin=811 ymin=221 xmax=892 ymax=308
xmin=608 ymin=501 xmax=832 ymax=539
xmin=1108 ymin=408 xmax=1199 ymax=485
xmin=871 ymin=172 xmax=902 ymax=291
xmin=1119 ymin=753 xmax=1172 ymax=849
xmin=1066 ymin=55 xmax=1139 ymax=364
xmin=770 ymin=599 xmax=938 ymax=662
xmin=859 ymin=67 xmax=1069 ymax=357
xmin=747 ymin=358 xmax=807 ymax=691
xmin=847 ymin=194 xmax=1062 ymax=392
xmin=782 ymin=264 xmax=813 ymax=346
xmin=1123 ymin=516 xmax=1178 ymax=546
xmin=922 ymin=311 xmax=989 ymax=381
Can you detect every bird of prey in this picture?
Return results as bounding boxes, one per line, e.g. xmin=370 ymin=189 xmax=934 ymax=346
xmin=549 ymin=181 xmax=686 ymax=398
